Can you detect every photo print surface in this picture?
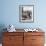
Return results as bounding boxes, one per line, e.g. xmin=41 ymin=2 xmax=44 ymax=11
xmin=19 ymin=5 xmax=34 ymax=23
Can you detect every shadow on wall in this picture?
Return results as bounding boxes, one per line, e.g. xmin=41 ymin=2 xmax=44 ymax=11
xmin=0 ymin=24 xmax=7 ymax=43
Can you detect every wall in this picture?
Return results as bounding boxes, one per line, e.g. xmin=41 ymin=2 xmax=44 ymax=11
xmin=0 ymin=0 xmax=46 ymax=29
xmin=0 ymin=0 xmax=46 ymax=44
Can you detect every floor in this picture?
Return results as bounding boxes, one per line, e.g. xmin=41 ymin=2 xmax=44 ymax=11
xmin=0 ymin=44 xmax=2 ymax=46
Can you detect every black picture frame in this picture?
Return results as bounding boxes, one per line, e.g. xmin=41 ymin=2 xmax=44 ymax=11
xmin=19 ymin=5 xmax=34 ymax=23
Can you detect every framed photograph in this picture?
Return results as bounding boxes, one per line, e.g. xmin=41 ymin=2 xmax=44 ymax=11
xmin=19 ymin=5 xmax=34 ymax=23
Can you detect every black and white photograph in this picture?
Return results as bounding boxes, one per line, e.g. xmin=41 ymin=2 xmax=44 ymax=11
xmin=19 ymin=5 xmax=34 ymax=23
